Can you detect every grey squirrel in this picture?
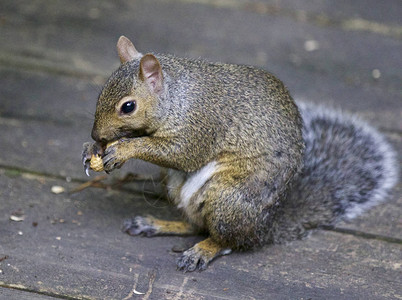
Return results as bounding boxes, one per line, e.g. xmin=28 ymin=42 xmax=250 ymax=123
xmin=82 ymin=36 xmax=398 ymax=272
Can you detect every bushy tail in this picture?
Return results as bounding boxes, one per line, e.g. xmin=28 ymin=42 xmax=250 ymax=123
xmin=268 ymin=101 xmax=399 ymax=244
xmin=292 ymin=101 xmax=398 ymax=225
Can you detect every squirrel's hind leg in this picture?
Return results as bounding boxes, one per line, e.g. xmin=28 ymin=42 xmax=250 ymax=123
xmin=122 ymin=216 xmax=231 ymax=272
xmin=122 ymin=215 xmax=195 ymax=237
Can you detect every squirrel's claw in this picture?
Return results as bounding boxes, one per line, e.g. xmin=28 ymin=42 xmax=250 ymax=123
xmin=102 ymin=151 xmax=116 ymax=173
xmin=84 ymin=161 xmax=91 ymax=177
xmin=82 ymin=142 xmax=92 ymax=163
xmin=82 ymin=142 xmax=94 ymax=176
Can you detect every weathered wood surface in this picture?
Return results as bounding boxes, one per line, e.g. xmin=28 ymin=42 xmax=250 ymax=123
xmin=0 ymin=1 xmax=401 ymax=299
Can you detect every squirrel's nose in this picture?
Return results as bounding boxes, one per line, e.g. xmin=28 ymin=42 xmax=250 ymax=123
xmin=91 ymin=124 xmax=110 ymax=147
xmin=91 ymin=126 xmax=101 ymax=142
xmin=91 ymin=129 xmax=108 ymax=148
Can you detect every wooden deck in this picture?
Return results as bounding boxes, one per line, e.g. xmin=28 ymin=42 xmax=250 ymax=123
xmin=0 ymin=1 xmax=401 ymax=299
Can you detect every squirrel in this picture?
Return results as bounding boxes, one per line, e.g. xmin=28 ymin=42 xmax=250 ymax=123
xmin=82 ymin=36 xmax=399 ymax=272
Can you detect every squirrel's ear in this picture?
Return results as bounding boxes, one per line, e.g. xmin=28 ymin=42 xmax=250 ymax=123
xmin=116 ymin=36 xmax=142 ymax=63
xmin=139 ymin=54 xmax=164 ymax=94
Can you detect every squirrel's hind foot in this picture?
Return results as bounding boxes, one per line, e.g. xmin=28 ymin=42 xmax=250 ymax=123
xmin=176 ymin=238 xmax=232 ymax=272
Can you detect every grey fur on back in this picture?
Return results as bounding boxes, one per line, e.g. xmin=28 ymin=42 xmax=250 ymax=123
xmin=272 ymin=101 xmax=399 ymax=243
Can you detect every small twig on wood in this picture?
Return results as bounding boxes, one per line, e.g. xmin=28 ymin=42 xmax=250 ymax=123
xmin=69 ymin=173 xmax=157 ymax=194
xmin=69 ymin=175 xmax=107 ymax=194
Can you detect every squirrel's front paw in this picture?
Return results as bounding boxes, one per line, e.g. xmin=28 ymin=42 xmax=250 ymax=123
xmin=122 ymin=216 xmax=158 ymax=237
xmin=102 ymin=141 xmax=126 ymax=173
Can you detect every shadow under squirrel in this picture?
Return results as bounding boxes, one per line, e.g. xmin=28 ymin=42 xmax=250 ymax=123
xmin=82 ymin=36 xmax=398 ymax=272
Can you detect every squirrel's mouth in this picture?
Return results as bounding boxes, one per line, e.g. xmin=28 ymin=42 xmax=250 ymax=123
xmin=97 ymin=129 xmax=150 ymax=153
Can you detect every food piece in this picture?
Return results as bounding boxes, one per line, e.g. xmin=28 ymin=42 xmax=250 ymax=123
xmin=90 ymin=154 xmax=104 ymax=172
xmin=86 ymin=141 xmax=119 ymax=173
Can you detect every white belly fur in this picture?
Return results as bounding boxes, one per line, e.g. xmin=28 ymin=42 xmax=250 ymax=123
xmin=180 ymin=161 xmax=217 ymax=209
xmin=167 ymin=161 xmax=217 ymax=210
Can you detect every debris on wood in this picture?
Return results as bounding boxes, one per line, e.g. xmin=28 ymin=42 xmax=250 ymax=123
xmin=171 ymin=245 xmax=186 ymax=253
xmin=10 ymin=215 xmax=25 ymax=222
xmin=10 ymin=210 xmax=25 ymax=222
xmin=50 ymin=218 xmax=66 ymax=225
xmin=51 ymin=185 xmax=65 ymax=194
xmin=304 ymin=39 xmax=320 ymax=52
xmin=133 ymin=289 xmax=145 ymax=295
xmin=372 ymin=69 xmax=381 ymax=79
xmin=71 ymin=220 xmax=81 ymax=226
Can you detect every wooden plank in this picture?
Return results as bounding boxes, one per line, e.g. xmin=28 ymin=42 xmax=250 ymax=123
xmin=0 ymin=287 xmax=60 ymax=300
xmin=0 ymin=67 xmax=99 ymax=126
xmin=169 ymin=0 xmax=402 ymax=26
xmin=0 ymin=1 xmax=401 ymax=131
xmin=0 ymin=1 xmax=401 ymax=298
xmin=265 ymin=0 xmax=402 ymax=25
xmin=0 ymin=171 xmax=401 ymax=299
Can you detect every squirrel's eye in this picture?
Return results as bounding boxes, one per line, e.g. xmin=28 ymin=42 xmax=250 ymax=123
xmin=120 ymin=101 xmax=136 ymax=114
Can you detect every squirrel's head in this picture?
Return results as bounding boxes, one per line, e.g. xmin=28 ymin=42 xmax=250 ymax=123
xmin=91 ymin=36 xmax=165 ymax=145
